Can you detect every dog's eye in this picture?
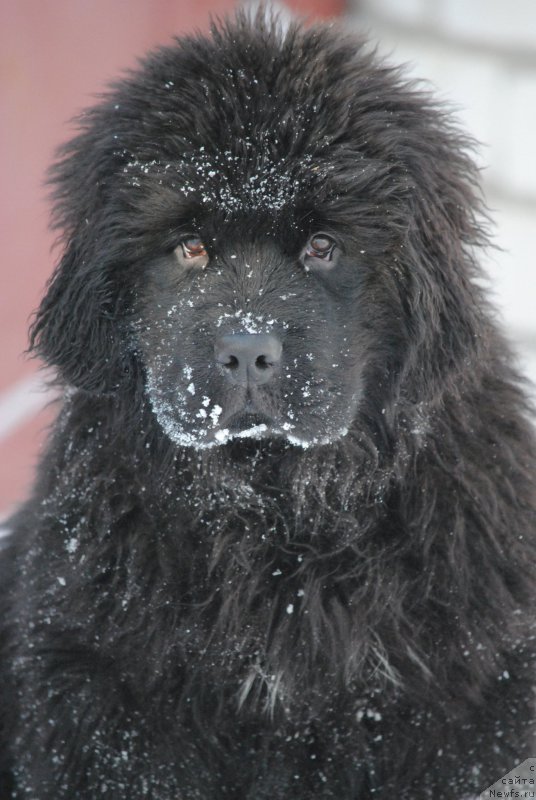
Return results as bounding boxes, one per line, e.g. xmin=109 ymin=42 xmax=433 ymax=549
xmin=303 ymin=234 xmax=338 ymax=268
xmin=175 ymin=236 xmax=209 ymax=269
xmin=307 ymin=235 xmax=335 ymax=258
xmin=181 ymin=237 xmax=207 ymax=259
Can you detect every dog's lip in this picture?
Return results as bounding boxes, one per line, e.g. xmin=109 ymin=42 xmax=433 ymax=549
xmin=207 ymin=408 xmax=276 ymax=446
xmin=225 ymin=409 xmax=274 ymax=433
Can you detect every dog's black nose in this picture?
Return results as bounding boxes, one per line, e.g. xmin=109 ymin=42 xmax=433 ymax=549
xmin=215 ymin=333 xmax=282 ymax=386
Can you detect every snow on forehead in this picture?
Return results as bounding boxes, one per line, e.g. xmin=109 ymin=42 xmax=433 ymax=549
xmin=123 ymin=140 xmax=317 ymax=214
xmin=193 ymin=146 xmax=314 ymax=213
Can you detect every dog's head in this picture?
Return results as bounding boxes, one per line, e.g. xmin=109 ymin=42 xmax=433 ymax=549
xmin=31 ymin=15 xmax=487 ymax=450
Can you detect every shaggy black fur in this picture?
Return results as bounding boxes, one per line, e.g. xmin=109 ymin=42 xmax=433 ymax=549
xmin=1 ymin=12 xmax=535 ymax=799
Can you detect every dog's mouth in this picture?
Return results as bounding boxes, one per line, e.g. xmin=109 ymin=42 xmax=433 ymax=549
xmin=226 ymin=410 xmax=273 ymax=433
xmin=212 ymin=409 xmax=275 ymax=444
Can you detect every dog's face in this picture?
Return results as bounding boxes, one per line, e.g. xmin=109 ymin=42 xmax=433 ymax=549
xmin=133 ymin=149 xmax=375 ymax=449
xmin=33 ymin=18 xmax=483 ymax=451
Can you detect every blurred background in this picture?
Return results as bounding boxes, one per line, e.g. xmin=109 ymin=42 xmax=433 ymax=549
xmin=1 ymin=0 xmax=535 ymax=519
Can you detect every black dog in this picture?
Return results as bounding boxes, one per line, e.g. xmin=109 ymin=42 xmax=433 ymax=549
xmin=1 ymin=12 xmax=535 ymax=799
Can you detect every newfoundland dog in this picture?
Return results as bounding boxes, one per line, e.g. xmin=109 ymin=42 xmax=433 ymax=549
xmin=1 ymin=12 xmax=535 ymax=800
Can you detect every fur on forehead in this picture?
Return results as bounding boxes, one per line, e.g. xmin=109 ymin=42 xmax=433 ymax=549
xmin=97 ymin=18 xmax=386 ymax=189
xmin=50 ymin=15 xmax=466 ymax=243
xmin=125 ymin=17 xmax=358 ymax=151
xmin=120 ymin=142 xmax=321 ymax=219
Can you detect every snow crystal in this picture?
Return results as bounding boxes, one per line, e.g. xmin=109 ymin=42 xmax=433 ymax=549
xmin=209 ymin=405 xmax=222 ymax=426
xmin=214 ymin=429 xmax=230 ymax=444
xmin=65 ymin=538 xmax=79 ymax=554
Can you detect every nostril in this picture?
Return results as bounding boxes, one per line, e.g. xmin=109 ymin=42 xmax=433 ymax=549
xmin=223 ymin=354 xmax=239 ymax=370
xmin=255 ymin=355 xmax=272 ymax=370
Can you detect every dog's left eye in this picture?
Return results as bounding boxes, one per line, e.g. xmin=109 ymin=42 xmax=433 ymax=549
xmin=303 ymin=234 xmax=338 ymax=268
xmin=175 ymin=236 xmax=209 ymax=268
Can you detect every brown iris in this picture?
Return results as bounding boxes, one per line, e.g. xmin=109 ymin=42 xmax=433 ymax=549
xmin=174 ymin=235 xmax=209 ymax=269
xmin=305 ymin=234 xmax=336 ymax=260
xmin=181 ymin=237 xmax=207 ymax=259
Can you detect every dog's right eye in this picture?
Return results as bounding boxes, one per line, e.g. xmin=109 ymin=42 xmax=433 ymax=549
xmin=302 ymin=233 xmax=339 ymax=271
xmin=174 ymin=236 xmax=209 ymax=269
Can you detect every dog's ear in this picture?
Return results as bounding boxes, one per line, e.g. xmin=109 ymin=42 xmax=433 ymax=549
xmin=30 ymin=231 xmax=133 ymax=394
xmin=30 ymin=115 xmax=136 ymax=394
xmin=394 ymin=111 xmax=491 ymax=397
